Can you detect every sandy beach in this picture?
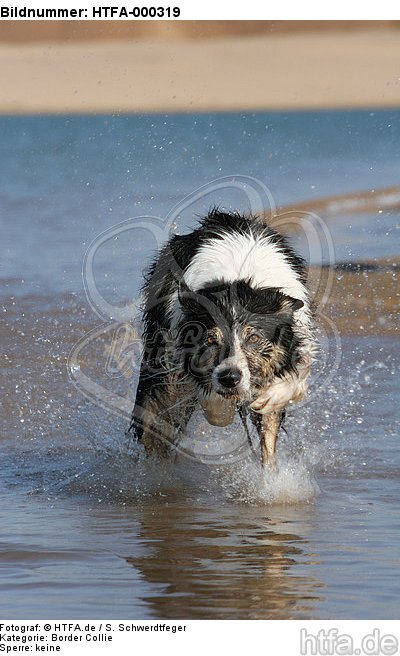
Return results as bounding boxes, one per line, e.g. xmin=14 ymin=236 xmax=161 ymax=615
xmin=1 ymin=26 xmax=400 ymax=113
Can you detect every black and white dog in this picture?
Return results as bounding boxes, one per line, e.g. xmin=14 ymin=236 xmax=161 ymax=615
xmin=128 ymin=209 xmax=315 ymax=466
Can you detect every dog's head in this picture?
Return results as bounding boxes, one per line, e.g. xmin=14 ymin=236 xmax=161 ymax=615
xmin=177 ymin=279 xmax=304 ymax=402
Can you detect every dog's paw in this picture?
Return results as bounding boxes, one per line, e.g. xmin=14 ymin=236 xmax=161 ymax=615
xmin=250 ymin=379 xmax=295 ymax=415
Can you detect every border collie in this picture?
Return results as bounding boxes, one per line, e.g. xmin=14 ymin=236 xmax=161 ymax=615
xmin=128 ymin=209 xmax=315 ymax=466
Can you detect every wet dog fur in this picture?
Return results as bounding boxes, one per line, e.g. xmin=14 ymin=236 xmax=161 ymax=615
xmin=128 ymin=209 xmax=315 ymax=466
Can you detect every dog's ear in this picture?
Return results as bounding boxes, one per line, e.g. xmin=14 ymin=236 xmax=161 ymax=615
xmin=178 ymin=280 xmax=200 ymax=313
xmin=279 ymin=295 xmax=304 ymax=313
xmin=239 ymin=285 xmax=303 ymax=314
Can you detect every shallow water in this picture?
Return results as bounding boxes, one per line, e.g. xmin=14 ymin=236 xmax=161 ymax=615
xmin=1 ymin=110 xmax=400 ymax=619
xmin=2 ymin=296 xmax=399 ymax=619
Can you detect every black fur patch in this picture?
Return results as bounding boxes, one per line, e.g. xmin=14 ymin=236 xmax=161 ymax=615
xmin=177 ymin=279 xmax=302 ymax=386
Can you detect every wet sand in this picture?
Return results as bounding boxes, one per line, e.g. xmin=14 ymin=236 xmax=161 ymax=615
xmin=1 ymin=28 xmax=400 ymax=113
xmin=268 ymin=188 xmax=400 ymax=337
xmin=310 ymin=257 xmax=399 ymax=337
xmin=267 ymin=186 xmax=400 ymax=223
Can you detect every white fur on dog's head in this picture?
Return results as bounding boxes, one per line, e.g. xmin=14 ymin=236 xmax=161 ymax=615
xmin=211 ymin=330 xmax=251 ymax=398
xmin=183 ymin=230 xmax=311 ymax=326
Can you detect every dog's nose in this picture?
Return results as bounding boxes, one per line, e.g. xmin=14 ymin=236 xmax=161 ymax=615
xmin=217 ymin=368 xmax=242 ymax=389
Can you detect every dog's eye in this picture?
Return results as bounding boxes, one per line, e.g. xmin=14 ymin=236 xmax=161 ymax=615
xmin=247 ymin=333 xmax=261 ymax=345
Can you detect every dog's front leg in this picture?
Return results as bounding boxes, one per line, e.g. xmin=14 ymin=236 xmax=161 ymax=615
xmin=138 ymin=395 xmax=177 ymax=459
xmin=261 ymin=411 xmax=281 ymax=468
xmin=251 ymin=411 xmax=281 ymax=468
xmin=132 ymin=371 xmax=196 ymax=459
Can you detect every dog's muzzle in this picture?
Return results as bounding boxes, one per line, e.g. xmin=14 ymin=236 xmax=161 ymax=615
xmin=217 ymin=367 xmax=242 ymax=390
xmin=212 ymin=353 xmax=251 ymax=400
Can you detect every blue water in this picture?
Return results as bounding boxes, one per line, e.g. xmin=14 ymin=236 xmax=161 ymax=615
xmin=2 ymin=110 xmax=400 ymax=298
xmin=1 ymin=110 xmax=400 ymax=619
